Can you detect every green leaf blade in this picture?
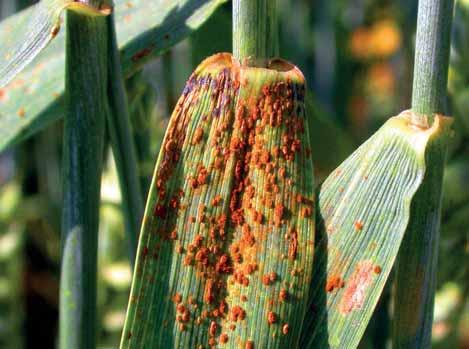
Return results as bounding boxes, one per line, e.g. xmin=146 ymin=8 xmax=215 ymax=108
xmin=299 ymin=111 xmax=452 ymax=348
xmin=0 ymin=1 xmax=60 ymax=88
xmin=0 ymin=0 xmax=226 ymax=152
xmin=0 ymin=0 xmax=108 ymax=88
xmin=115 ymin=0 xmax=226 ymax=76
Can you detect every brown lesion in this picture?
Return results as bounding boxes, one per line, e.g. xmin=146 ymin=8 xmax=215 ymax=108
xmin=339 ymin=260 xmax=377 ymax=314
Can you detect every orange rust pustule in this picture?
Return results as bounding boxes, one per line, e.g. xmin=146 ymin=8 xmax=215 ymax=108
xmin=209 ymin=320 xmax=218 ymax=337
xmin=192 ymin=127 xmax=204 ymax=145
xmin=173 ymin=293 xmax=182 ymax=304
xmin=230 ymin=305 xmax=246 ymax=321
xmin=219 ymin=333 xmax=229 ymax=344
xmin=132 ymin=45 xmax=155 ymax=62
xmin=0 ymin=88 xmax=6 ymax=102
xmin=211 ymin=195 xmax=222 ymax=207
xmin=267 ymin=311 xmax=278 ymax=325
xmin=279 ymin=288 xmax=288 ymax=302
xmin=287 ymin=229 xmax=298 ymax=261
xmin=354 ymin=220 xmax=364 ymax=231
xmin=339 ymin=260 xmax=376 ymax=314
xmin=262 ymin=272 xmax=277 ymax=286
xmin=273 ymin=204 xmax=285 ymax=226
xmin=17 ymin=107 xmax=25 ymax=118
xmin=325 ymin=275 xmax=345 ymax=293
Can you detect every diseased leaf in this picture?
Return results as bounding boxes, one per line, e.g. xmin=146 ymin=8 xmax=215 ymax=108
xmin=0 ymin=0 xmax=226 ymax=151
xmin=121 ymin=53 xmax=315 ymax=349
xmin=299 ymin=111 xmax=452 ymax=348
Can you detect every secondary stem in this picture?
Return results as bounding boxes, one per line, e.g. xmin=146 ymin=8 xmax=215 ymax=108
xmin=106 ymin=11 xmax=144 ymax=265
xmin=60 ymin=5 xmax=108 ymax=349
xmin=411 ymin=0 xmax=454 ymax=125
xmin=233 ymin=0 xmax=279 ymax=66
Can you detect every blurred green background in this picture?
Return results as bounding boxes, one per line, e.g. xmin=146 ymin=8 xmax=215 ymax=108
xmin=0 ymin=0 xmax=467 ymax=348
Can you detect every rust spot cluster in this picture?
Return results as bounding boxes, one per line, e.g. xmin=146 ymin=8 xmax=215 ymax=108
xmin=141 ymin=68 xmax=237 ymax=347
xmin=262 ymin=272 xmax=277 ymax=286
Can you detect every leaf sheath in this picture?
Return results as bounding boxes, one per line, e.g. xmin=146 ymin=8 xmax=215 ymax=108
xmin=60 ymin=9 xmax=108 ymax=349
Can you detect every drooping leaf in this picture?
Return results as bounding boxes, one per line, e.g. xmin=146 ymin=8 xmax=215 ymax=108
xmin=121 ymin=53 xmax=315 ymax=349
xmin=0 ymin=0 xmax=109 ymax=89
xmin=0 ymin=0 xmax=226 ymax=151
xmin=299 ymin=111 xmax=452 ymax=348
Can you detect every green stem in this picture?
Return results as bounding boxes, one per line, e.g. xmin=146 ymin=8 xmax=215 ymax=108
xmin=60 ymin=5 xmax=108 ymax=349
xmin=232 ymin=0 xmax=279 ymax=66
xmin=106 ymin=11 xmax=144 ymax=265
xmin=131 ymin=76 xmax=155 ymax=196
xmin=411 ymin=0 xmax=454 ymax=125
xmin=162 ymin=50 xmax=176 ymax=111
xmin=394 ymin=1 xmax=454 ymax=347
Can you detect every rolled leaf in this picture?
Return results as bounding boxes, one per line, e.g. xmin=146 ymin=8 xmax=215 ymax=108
xmin=121 ymin=53 xmax=315 ymax=349
xmin=299 ymin=110 xmax=452 ymax=348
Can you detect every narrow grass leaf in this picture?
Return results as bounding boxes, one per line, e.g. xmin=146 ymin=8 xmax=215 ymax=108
xmin=0 ymin=0 xmax=225 ymax=152
xmin=299 ymin=111 xmax=452 ymax=348
xmin=121 ymin=53 xmax=315 ymax=349
xmin=0 ymin=0 xmax=109 ymax=88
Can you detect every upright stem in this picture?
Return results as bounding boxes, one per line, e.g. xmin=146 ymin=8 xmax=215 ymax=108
xmin=394 ymin=1 xmax=454 ymax=348
xmin=60 ymin=3 xmax=108 ymax=348
xmin=106 ymin=11 xmax=144 ymax=265
xmin=233 ymin=0 xmax=279 ymax=66
xmin=411 ymin=0 xmax=454 ymax=125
